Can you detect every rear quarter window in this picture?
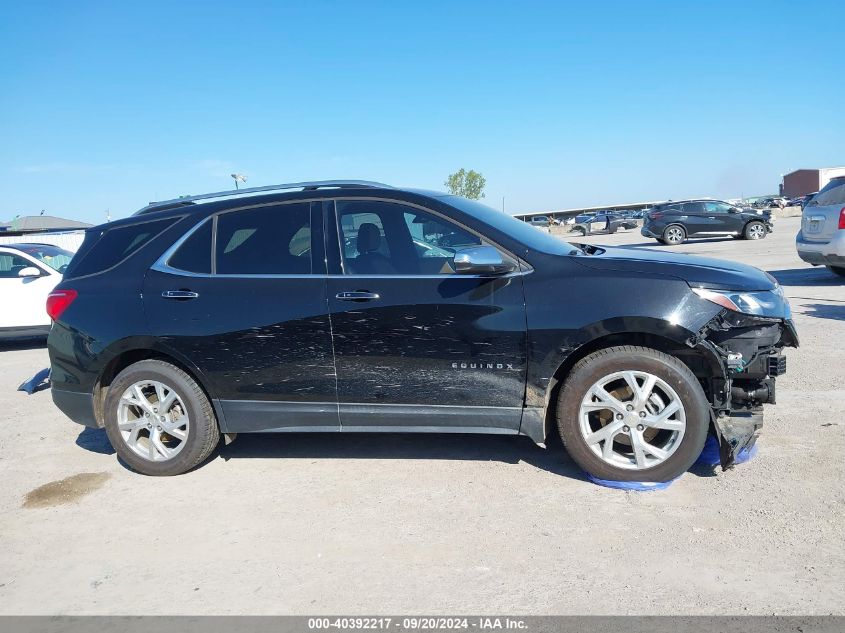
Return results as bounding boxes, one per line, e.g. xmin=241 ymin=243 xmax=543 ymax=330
xmin=64 ymin=217 xmax=177 ymax=278
xmin=811 ymin=179 xmax=845 ymax=207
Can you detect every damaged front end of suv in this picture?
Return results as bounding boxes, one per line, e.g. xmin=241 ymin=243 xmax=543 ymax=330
xmin=687 ymin=284 xmax=798 ymax=469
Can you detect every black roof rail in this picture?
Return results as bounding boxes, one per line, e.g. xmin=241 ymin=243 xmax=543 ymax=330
xmin=134 ymin=180 xmax=393 ymax=215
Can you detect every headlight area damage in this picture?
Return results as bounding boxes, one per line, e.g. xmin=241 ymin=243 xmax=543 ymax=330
xmin=686 ymin=309 xmax=798 ymax=469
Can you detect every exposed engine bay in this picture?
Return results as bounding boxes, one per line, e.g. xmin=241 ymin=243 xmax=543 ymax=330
xmin=687 ymin=310 xmax=799 ymax=469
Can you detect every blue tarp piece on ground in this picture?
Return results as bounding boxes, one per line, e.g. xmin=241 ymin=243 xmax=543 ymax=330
xmin=585 ymin=435 xmax=758 ymax=491
xmin=695 ymin=435 xmax=758 ymax=467
xmin=17 ymin=367 xmax=50 ymax=394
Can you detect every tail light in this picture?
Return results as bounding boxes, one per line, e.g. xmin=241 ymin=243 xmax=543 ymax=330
xmin=46 ymin=289 xmax=78 ymax=321
xmin=648 ymin=211 xmax=664 ymax=220
xmin=839 ymin=208 xmax=845 ymax=230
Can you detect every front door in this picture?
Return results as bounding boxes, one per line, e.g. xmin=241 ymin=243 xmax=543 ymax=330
xmin=325 ymin=199 xmax=528 ymax=433
xmin=143 ymin=200 xmax=339 ymax=432
xmin=0 ymin=252 xmax=54 ymax=330
xmin=703 ymin=201 xmax=744 ymax=234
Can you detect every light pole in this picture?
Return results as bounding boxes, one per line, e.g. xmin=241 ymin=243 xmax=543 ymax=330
xmin=231 ymin=173 xmax=247 ymax=190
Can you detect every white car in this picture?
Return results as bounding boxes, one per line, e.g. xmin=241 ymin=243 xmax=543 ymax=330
xmin=0 ymin=243 xmax=74 ymax=339
xmin=796 ymin=176 xmax=845 ymax=278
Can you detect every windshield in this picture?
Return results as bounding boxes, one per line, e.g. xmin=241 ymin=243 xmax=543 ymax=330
xmin=13 ymin=244 xmax=74 ymax=273
xmin=443 ymin=196 xmax=575 ymax=255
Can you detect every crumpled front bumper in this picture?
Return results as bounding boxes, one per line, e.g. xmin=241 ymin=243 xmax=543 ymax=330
xmin=713 ymin=411 xmax=762 ymax=468
xmin=690 ymin=313 xmax=798 ymax=470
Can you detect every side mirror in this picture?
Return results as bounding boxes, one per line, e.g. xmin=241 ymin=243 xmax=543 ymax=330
xmin=18 ymin=266 xmax=42 ymax=278
xmin=454 ymin=246 xmax=516 ymax=275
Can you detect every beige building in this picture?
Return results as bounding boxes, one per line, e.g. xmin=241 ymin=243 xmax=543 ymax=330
xmin=782 ymin=167 xmax=845 ymax=198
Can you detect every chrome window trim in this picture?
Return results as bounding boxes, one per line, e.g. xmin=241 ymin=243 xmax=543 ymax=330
xmin=151 ymin=196 xmax=533 ymax=279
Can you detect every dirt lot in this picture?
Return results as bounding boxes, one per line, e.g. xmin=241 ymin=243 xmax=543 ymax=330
xmin=0 ymin=216 xmax=843 ymax=615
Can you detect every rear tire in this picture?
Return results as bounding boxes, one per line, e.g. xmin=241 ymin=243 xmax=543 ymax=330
xmin=103 ymin=360 xmax=220 ymax=476
xmin=556 ymin=346 xmax=709 ymax=482
xmin=662 ymin=225 xmax=686 ymax=245
xmin=828 ymin=266 xmax=845 ymax=278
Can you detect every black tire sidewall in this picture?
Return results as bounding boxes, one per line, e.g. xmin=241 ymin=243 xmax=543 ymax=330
xmin=557 ymin=347 xmax=710 ymax=482
xmin=745 ymin=221 xmax=765 ymax=239
xmin=103 ymin=360 xmax=219 ymax=476
xmin=663 ymin=225 xmax=685 ymax=245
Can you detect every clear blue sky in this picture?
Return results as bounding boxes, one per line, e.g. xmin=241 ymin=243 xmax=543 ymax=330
xmin=1 ymin=0 xmax=842 ymax=223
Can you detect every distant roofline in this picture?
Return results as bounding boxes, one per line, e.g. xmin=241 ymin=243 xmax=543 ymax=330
xmin=783 ymin=166 xmax=845 ymax=176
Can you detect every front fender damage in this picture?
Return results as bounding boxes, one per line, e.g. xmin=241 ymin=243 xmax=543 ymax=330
xmin=687 ymin=310 xmax=797 ymax=471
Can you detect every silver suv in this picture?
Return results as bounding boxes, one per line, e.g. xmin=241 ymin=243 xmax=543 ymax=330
xmin=796 ymin=176 xmax=845 ymax=277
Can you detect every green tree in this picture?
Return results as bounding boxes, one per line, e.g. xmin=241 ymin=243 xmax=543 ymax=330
xmin=444 ymin=168 xmax=486 ymax=200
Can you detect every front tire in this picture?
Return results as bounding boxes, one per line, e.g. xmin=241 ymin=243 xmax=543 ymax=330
xmin=662 ymin=225 xmax=686 ymax=245
xmin=103 ymin=360 xmax=220 ymax=476
xmin=556 ymin=346 xmax=709 ymax=482
xmin=744 ymin=221 xmax=766 ymax=240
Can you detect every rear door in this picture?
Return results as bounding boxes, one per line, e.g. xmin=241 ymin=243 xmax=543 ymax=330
xmin=325 ymin=198 xmax=528 ymax=433
xmin=679 ymin=202 xmax=709 ymax=234
xmin=143 ymin=200 xmax=339 ymax=432
xmin=802 ymin=178 xmax=845 ymax=242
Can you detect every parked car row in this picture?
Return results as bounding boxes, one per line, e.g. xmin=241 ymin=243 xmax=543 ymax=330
xmin=569 ymin=213 xmax=638 ymax=236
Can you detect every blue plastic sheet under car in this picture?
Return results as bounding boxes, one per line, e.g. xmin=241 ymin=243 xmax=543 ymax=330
xmin=585 ymin=436 xmax=758 ymax=491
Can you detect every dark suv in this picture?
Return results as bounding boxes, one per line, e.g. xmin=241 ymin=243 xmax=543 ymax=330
xmin=47 ymin=181 xmax=797 ymax=480
xmin=641 ymin=200 xmax=773 ymax=245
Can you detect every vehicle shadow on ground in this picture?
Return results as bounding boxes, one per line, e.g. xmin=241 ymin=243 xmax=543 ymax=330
xmin=80 ymin=425 xmax=721 ymax=483
xmin=216 ymin=430 xmax=590 ymax=481
xmin=76 ymin=427 xmax=115 ymax=455
xmin=795 ymin=303 xmax=845 ymax=321
xmin=768 ymin=267 xmax=842 ymax=287
xmin=0 ymin=338 xmax=47 ymax=352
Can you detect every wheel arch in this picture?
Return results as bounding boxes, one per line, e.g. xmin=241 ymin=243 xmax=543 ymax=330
xmin=93 ymin=342 xmax=221 ymax=429
xmin=537 ymin=329 xmax=722 ymax=443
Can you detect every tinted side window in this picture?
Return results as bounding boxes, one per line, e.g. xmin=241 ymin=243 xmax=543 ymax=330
xmin=168 ymin=219 xmax=212 ymax=274
xmin=812 ymin=179 xmax=845 ymax=206
xmin=683 ymin=202 xmax=706 ymax=213
xmin=704 ymin=202 xmax=732 ymax=214
xmin=336 ymin=200 xmax=484 ymax=275
xmin=0 ymin=253 xmax=35 ymax=278
xmin=215 ymin=202 xmax=311 ymax=275
xmin=67 ymin=217 xmax=177 ymax=278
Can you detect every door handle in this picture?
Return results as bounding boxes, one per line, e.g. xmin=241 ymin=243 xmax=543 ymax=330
xmin=335 ymin=291 xmax=380 ymax=302
xmin=707 ymin=216 xmax=716 ymax=219
xmin=162 ymin=290 xmax=199 ymax=300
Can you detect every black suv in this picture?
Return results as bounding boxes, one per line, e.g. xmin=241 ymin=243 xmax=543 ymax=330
xmin=641 ymin=200 xmax=773 ymax=245
xmin=47 ymin=181 xmax=797 ymax=479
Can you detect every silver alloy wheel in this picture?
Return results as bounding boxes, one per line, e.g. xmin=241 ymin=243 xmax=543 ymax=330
xmin=665 ymin=227 xmax=684 ymax=244
xmin=578 ymin=370 xmax=686 ymax=470
xmin=747 ymin=223 xmax=765 ymax=239
xmin=117 ymin=380 xmax=190 ymax=462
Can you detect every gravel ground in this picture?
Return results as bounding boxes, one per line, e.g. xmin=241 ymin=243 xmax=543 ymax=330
xmin=0 ymin=216 xmax=843 ymax=615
